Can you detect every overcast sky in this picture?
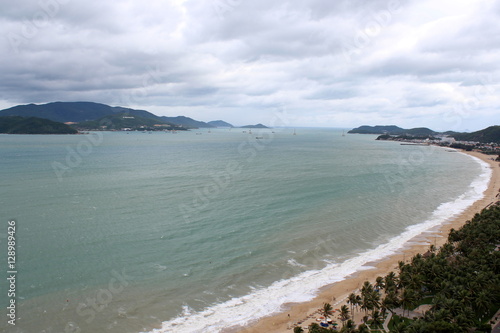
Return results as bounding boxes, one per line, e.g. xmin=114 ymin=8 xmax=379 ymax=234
xmin=1 ymin=0 xmax=499 ymax=130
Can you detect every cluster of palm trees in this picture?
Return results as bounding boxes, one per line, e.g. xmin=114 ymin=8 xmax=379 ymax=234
xmin=294 ymin=204 xmax=500 ymax=333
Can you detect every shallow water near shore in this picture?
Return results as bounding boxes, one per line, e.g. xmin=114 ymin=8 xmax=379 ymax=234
xmin=0 ymin=128 xmax=489 ymax=333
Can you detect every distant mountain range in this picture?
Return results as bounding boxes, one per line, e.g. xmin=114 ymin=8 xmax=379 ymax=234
xmin=0 ymin=102 xmax=235 ymax=129
xmin=349 ymin=125 xmax=500 ymax=144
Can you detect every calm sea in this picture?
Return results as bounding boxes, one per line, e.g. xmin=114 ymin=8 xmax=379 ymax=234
xmin=0 ymin=128 xmax=490 ymax=333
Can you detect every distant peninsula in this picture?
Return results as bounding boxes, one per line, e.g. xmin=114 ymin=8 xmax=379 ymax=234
xmin=349 ymin=125 xmax=500 ymax=145
xmin=0 ymin=116 xmax=78 ymax=134
xmin=348 ymin=125 xmax=436 ymax=136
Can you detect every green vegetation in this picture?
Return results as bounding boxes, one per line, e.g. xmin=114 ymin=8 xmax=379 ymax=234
xmin=0 ymin=101 xmax=118 ymax=123
xmin=349 ymin=126 xmax=436 ymax=136
xmin=0 ymin=101 xmax=223 ymax=128
xmin=0 ymin=116 xmax=77 ymax=134
xmin=207 ymin=120 xmax=234 ymax=127
xmin=354 ymin=124 xmax=500 ymax=145
xmin=240 ymin=123 xmax=270 ymax=129
xmin=301 ymin=203 xmax=500 ymax=333
xmin=74 ymin=113 xmax=186 ymax=131
xmin=376 ymin=134 xmax=440 ymax=141
xmin=449 ymin=125 xmax=500 ymax=144
xmin=160 ymin=115 xmax=215 ymax=128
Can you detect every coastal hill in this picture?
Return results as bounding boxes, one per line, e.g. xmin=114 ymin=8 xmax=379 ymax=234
xmin=208 ymin=120 xmax=234 ymax=128
xmin=75 ymin=113 xmax=186 ymax=131
xmin=350 ymin=125 xmax=500 ymax=144
xmin=348 ymin=125 xmax=436 ymax=136
xmin=446 ymin=125 xmax=500 ymax=144
xmin=0 ymin=116 xmax=78 ymax=134
xmin=0 ymin=101 xmax=132 ymax=123
xmin=0 ymin=102 xmax=226 ymax=129
xmin=159 ymin=116 xmax=215 ymax=129
xmin=240 ymin=123 xmax=269 ymax=129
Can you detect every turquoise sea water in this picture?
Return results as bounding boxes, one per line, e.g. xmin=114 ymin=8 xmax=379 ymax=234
xmin=0 ymin=128 xmax=490 ymax=333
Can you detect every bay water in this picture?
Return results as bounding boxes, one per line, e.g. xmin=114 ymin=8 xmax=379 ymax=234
xmin=0 ymin=128 xmax=490 ymax=333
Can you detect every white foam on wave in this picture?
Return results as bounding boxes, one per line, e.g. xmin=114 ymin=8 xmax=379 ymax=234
xmin=144 ymin=154 xmax=491 ymax=333
xmin=287 ymin=258 xmax=306 ymax=267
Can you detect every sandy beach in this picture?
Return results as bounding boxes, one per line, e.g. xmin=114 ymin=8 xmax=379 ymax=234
xmin=237 ymin=150 xmax=500 ymax=333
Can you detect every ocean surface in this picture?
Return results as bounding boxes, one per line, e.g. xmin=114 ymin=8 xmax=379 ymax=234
xmin=0 ymin=128 xmax=491 ymax=333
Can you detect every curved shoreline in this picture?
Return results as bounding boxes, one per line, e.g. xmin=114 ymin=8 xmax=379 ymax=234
xmin=236 ymin=150 xmax=500 ymax=333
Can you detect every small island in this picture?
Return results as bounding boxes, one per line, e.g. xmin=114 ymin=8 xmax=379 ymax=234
xmin=240 ymin=123 xmax=270 ymax=129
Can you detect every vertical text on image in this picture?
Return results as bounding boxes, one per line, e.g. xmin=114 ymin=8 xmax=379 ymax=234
xmin=6 ymin=219 xmax=17 ymax=326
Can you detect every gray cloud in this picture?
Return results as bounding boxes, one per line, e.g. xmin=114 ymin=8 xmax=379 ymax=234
xmin=0 ymin=0 xmax=499 ymax=130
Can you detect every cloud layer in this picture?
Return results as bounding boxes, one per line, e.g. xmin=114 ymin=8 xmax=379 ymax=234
xmin=1 ymin=0 xmax=499 ymax=130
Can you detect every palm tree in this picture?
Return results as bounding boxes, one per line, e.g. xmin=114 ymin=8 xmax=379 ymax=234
xmin=293 ymin=326 xmax=304 ymax=333
xmin=347 ymin=292 xmax=359 ymax=321
xmin=456 ymin=288 xmax=473 ymax=308
xmin=400 ymin=289 xmax=417 ymax=318
xmin=391 ymin=321 xmax=408 ymax=333
xmin=341 ymin=319 xmax=356 ymax=333
xmin=369 ymin=290 xmax=381 ymax=316
xmin=355 ymin=294 xmax=362 ymax=312
xmin=360 ymin=294 xmax=373 ymax=316
xmin=360 ymin=281 xmax=375 ymax=316
xmin=357 ymin=323 xmax=370 ymax=333
xmin=321 ymin=302 xmax=333 ymax=322
xmin=361 ymin=281 xmax=374 ymax=295
xmin=382 ymin=290 xmax=399 ymax=315
xmin=474 ymin=291 xmax=491 ymax=318
xmin=384 ymin=271 xmax=398 ymax=293
xmin=375 ymin=276 xmax=385 ymax=291
xmin=307 ymin=322 xmax=322 ymax=333
xmin=454 ymin=312 xmax=475 ymax=329
xmin=369 ymin=310 xmax=384 ymax=329
xmin=339 ymin=304 xmax=350 ymax=327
